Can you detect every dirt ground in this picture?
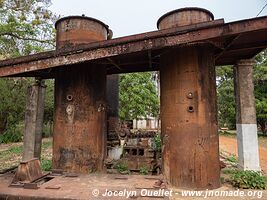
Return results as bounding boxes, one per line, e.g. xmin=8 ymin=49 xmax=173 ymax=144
xmin=0 ymin=135 xmax=266 ymax=200
xmin=219 ymin=135 xmax=267 ymax=174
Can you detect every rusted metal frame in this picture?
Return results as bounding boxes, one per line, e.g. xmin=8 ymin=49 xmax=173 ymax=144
xmin=0 ymin=28 xmax=225 ymax=77
xmin=215 ymin=34 xmax=242 ymax=60
xmin=106 ymin=58 xmax=122 ymax=70
xmin=148 ymin=50 xmax=152 ymax=69
xmin=2 ymin=15 xmax=266 ymax=69
xmin=0 ymin=16 xmax=267 ymax=77
xmin=1 ymin=15 xmax=266 ymax=70
xmin=225 ymin=42 xmax=267 ymax=52
xmin=0 ymin=18 xmax=225 ymax=68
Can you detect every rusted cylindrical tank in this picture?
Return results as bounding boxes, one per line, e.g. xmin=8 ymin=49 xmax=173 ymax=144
xmin=157 ymin=7 xmax=214 ymax=29
xmin=53 ymin=16 xmax=109 ymax=173
xmin=158 ymin=8 xmax=220 ymax=189
xmin=55 ymin=16 xmax=109 ymax=49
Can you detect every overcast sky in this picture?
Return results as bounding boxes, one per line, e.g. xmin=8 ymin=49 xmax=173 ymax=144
xmin=50 ymin=0 xmax=267 ymax=38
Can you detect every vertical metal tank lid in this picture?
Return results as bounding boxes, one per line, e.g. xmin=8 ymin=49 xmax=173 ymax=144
xmin=55 ymin=15 xmax=109 ymax=33
xmin=157 ymin=7 xmax=214 ymax=29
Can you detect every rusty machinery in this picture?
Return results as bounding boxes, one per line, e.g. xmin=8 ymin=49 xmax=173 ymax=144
xmin=51 ymin=9 xmax=220 ymax=188
xmin=0 ymin=7 xmax=265 ymax=191
xmin=53 ymin=16 xmax=110 ymax=173
xmin=158 ymin=8 xmax=220 ymax=189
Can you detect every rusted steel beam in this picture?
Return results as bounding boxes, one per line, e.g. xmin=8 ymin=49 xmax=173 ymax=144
xmin=0 ymin=18 xmax=224 ymax=68
xmin=0 ymin=16 xmax=267 ymax=77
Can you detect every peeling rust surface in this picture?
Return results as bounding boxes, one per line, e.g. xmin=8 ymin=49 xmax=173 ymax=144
xmin=0 ymin=174 xmax=169 ymax=200
xmin=55 ymin=16 xmax=108 ymax=49
xmin=160 ymin=45 xmax=220 ymax=189
xmin=107 ymin=74 xmax=119 ymax=131
xmin=157 ymin=7 xmax=214 ymax=29
xmin=52 ymin=63 xmax=107 ymax=173
xmin=1 ymin=16 xmax=267 ymax=77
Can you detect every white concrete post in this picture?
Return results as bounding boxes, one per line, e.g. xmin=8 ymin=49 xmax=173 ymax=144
xmin=234 ymin=59 xmax=260 ymax=171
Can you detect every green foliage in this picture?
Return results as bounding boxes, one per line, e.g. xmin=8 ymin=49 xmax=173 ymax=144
xmin=115 ymin=161 xmax=129 ymax=173
xmin=42 ymin=122 xmax=53 ymax=138
xmin=221 ymin=168 xmax=237 ymax=175
xmin=0 ymin=144 xmax=22 ymax=160
xmin=216 ymin=49 xmax=267 ymax=133
xmin=139 ymin=166 xmax=149 ymax=175
xmin=41 ymin=158 xmax=52 ymax=171
xmin=218 ymin=130 xmax=235 ymax=136
xmin=153 ymin=133 xmax=161 ymax=152
xmin=119 ymin=72 xmax=159 ymax=121
xmin=42 ymin=140 xmax=52 ymax=150
xmin=0 ymin=0 xmax=56 ymax=143
xmin=8 ymin=145 xmax=23 ymax=154
xmin=226 ymin=155 xmax=238 ymax=163
xmin=44 ymin=79 xmax=54 ymax=124
xmin=0 ymin=0 xmax=56 ymax=59
xmin=0 ymin=78 xmax=31 ymax=142
xmin=230 ymin=170 xmax=266 ymax=190
xmin=254 ymin=51 xmax=267 ymax=135
xmin=216 ymin=66 xmax=236 ymax=129
xmin=0 ymin=123 xmax=23 ymax=143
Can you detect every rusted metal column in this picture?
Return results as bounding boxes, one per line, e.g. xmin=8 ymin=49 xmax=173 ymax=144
xmin=23 ymin=79 xmax=45 ymax=161
xmin=107 ymin=74 xmax=119 ymax=131
xmin=52 ymin=16 xmax=109 ymax=173
xmin=53 ymin=64 xmax=106 ymax=173
xmin=158 ymin=8 xmax=220 ymax=189
xmin=234 ymin=59 xmax=260 ymax=171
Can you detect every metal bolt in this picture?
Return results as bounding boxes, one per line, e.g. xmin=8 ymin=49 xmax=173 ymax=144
xmin=187 ymin=92 xmax=193 ymax=99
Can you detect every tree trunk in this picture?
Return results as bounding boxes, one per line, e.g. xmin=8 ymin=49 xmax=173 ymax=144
xmin=0 ymin=116 xmax=7 ymax=134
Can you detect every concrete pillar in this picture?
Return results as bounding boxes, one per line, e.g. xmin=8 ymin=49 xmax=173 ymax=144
xmin=107 ymin=74 xmax=119 ymax=131
xmin=53 ymin=64 xmax=107 ymax=173
xmin=22 ymin=79 xmax=45 ymax=161
xmin=160 ymin=45 xmax=220 ymax=189
xmin=234 ymin=59 xmax=260 ymax=171
xmin=34 ymin=80 xmax=46 ymax=159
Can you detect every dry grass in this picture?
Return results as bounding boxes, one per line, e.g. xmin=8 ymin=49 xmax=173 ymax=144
xmin=0 ymin=138 xmax=52 ymax=171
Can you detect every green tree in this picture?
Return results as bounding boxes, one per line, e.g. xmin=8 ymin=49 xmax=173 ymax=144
xmin=216 ymin=49 xmax=267 ymax=134
xmin=0 ymin=0 xmax=56 ymax=142
xmin=254 ymin=50 xmax=267 ymax=134
xmin=119 ymin=72 xmax=159 ymax=121
xmin=216 ymin=66 xmax=236 ymax=129
xmin=43 ymin=79 xmax=54 ymax=124
xmin=0 ymin=78 xmax=29 ymax=134
xmin=0 ymin=0 xmax=56 ymax=58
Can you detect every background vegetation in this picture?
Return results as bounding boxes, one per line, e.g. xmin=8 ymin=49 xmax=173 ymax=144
xmin=216 ymin=50 xmax=267 ymax=134
xmin=119 ymin=72 xmax=160 ymax=121
xmin=0 ymin=0 xmax=56 ymax=143
xmin=0 ymin=0 xmax=266 ymax=144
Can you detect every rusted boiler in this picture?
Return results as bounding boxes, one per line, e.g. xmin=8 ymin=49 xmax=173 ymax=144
xmin=53 ymin=16 xmax=109 ymax=173
xmin=158 ymin=8 xmax=220 ymax=189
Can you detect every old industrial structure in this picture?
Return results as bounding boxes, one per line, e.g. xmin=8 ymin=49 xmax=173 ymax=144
xmin=0 ymin=7 xmax=266 ymax=199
